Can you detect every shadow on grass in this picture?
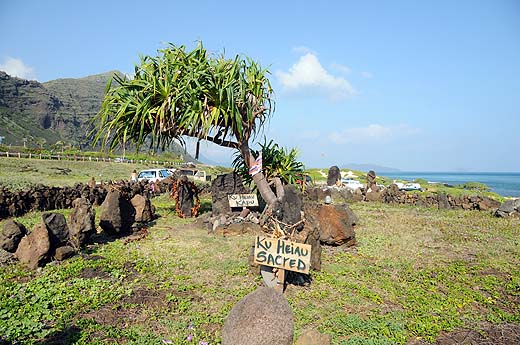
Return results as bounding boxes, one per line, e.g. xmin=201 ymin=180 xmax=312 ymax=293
xmin=35 ymin=325 xmax=82 ymax=345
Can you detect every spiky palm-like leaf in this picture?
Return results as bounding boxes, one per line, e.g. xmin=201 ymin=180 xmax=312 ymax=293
xmin=232 ymin=139 xmax=305 ymax=188
xmin=91 ymin=42 xmax=274 ymax=152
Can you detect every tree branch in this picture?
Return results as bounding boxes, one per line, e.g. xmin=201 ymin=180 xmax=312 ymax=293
xmin=203 ymin=135 xmax=239 ymax=149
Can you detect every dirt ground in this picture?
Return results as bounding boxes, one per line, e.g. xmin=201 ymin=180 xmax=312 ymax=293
xmin=408 ymin=323 xmax=520 ymax=345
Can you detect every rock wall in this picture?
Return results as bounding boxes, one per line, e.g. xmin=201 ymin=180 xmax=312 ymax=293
xmin=305 ymin=185 xmax=501 ymax=212
xmin=0 ymin=181 xmax=157 ymax=220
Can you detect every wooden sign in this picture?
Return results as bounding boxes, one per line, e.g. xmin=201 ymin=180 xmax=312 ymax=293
xmin=228 ymin=194 xmax=259 ymax=207
xmin=253 ymin=236 xmax=312 ymax=274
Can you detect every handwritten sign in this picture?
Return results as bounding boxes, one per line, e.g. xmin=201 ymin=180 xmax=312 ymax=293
xmin=228 ymin=194 xmax=259 ymax=207
xmin=253 ymin=236 xmax=312 ymax=274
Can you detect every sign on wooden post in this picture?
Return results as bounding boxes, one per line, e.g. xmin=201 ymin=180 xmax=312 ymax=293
xmin=253 ymin=236 xmax=312 ymax=274
xmin=228 ymin=194 xmax=259 ymax=208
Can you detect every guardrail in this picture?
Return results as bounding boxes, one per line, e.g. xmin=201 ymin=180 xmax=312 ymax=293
xmin=0 ymin=151 xmax=184 ymax=166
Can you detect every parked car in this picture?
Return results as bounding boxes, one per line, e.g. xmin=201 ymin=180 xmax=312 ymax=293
xmin=341 ymin=178 xmax=363 ymax=191
xmin=178 ymin=168 xmax=207 ymax=182
xmin=137 ymin=169 xmax=171 ymax=182
xmin=401 ymin=182 xmax=423 ymax=191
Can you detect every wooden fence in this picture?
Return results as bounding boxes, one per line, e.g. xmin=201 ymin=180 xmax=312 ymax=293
xmin=0 ymin=151 xmax=184 ymax=166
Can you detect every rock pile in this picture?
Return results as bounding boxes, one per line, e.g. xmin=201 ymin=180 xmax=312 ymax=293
xmin=1 ymin=192 xmax=156 ymax=269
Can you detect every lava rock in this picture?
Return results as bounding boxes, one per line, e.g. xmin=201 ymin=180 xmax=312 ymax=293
xmin=222 ymin=287 xmax=294 ymax=345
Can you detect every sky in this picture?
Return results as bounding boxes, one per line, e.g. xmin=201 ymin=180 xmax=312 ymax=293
xmin=1 ymin=0 xmax=519 ymax=171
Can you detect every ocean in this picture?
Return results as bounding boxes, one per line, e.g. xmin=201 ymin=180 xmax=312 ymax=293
xmin=380 ymin=172 xmax=520 ymax=198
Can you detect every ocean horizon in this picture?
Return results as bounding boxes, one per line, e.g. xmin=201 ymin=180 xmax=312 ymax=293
xmin=380 ymin=172 xmax=520 ymax=198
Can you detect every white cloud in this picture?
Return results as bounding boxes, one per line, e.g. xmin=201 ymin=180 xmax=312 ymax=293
xmin=0 ymin=57 xmax=37 ymax=80
xmin=329 ymin=124 xmax=419 ymax=144
xmin=330 ymin=62 xmax=351 ymax=75
xmin=360 ymin=71 xmax=373 ymax=79
xmin=292 ymin=46 xmax=316 ymax=55
xmin=276 ymin=53 xmax=356 ymax=100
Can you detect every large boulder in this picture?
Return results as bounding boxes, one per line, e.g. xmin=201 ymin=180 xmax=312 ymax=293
xmin=68 ymin=197 xmax=96 ymax=248
xmin=495 ymin=199 xmax=520 ymax=218
xmin=438 ymin=193 xmax=451 ymax=209
xmin=42 ymin=212 xmax=70 ymax=248
xmin=279 ymin=185 xmax=303 ymax=230
xmin=222 ymin=287 xmax=294 ymax=345
xmin=15 ymin=224 xmax=51 ymax=269
xmin=130 ymin=194 xmax=154 ymax=223
xmin=54 ymin=245 xmax=76 ymax=261
xmin=211 ymin=172 xmax=250 ymax=216
xmin=296 ymin=329 xmax=331 ymax=345
xmin=327 ymin=166 xmax=341 ymax=186
xmin=304 ymin=203 xmax=357 ymax=246
xmin=99 ymin=190 xmax=135 ymax=235
xmin=365 ymin=190 xmax=382 ymax=202
xmin=0 ymin=219 xmax=27 ymax=252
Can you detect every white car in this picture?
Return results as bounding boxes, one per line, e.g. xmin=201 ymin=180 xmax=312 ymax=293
xmin=401 ymin=182 xmax=422 ymax=191
xmin=137 ymin=169 xmax=171 ymax=182
xmin=341 ymin=178 xmax=363 ymax=191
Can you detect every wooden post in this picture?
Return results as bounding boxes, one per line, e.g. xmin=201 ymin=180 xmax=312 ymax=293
xmin=275 ymin=268 xmax=285 ymax=293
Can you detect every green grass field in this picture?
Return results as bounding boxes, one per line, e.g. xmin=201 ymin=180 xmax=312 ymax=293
xmin=0 ymin=158 xmax=519 ymax=344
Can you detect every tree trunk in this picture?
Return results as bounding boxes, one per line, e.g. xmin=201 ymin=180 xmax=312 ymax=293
xmin=195 ymin=140 xmax=200 ymax=160
xmin=239 ymin=141 xmax=278 ymax=208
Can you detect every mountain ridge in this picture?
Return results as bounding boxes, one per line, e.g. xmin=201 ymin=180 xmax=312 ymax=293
xmin=0 ymin=70 xmax=119 ymax=147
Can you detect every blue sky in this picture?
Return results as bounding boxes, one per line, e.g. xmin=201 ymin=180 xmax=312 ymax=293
xmin=1 ymin=0 xmax=519 ymax=171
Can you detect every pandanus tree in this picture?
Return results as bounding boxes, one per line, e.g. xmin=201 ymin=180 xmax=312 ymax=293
xmin=92 ymin=43 xmax=283 ymax=208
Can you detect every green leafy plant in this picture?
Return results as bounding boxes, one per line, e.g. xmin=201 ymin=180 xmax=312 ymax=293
xmin=232 ymin=139 xmax=304 ymax=188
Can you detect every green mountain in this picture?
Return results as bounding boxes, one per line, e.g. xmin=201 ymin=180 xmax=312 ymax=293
xmin=0 ymin=70 xmax=119 ymax=148
xmin=0 ymin=70 xmax=195 ymax=162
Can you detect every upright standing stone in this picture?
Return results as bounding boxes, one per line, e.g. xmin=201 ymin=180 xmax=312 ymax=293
xmin=15 ymin=224 xmax=51 ymax=269
xmin=42 ymin=212 xmax=70 ymax=247
xmin=99 ymin=190 xmax=135 ymax=235
xmin=68 ymin=197 xmax=96 ymax=248
xmin=130 ymin=194 xmax=154 ymax=222
xmin=211 ymin=172 xmax=250 ymax=216
xmin=177 ymin=176 xmax=195 ymax=217
xmin=327 ymin=166 xmax=341 ymax=186
xmin=279 ymin=185 xmax=303 ymax=230
xmin=366 ymin=170 xmax=378 ymax=192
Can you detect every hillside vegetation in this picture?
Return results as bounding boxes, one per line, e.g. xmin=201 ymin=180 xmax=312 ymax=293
xmin=0 ymin=71 xmax=120 ymax=148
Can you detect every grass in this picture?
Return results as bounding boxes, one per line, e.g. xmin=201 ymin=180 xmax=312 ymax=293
xmin=0 ymin=157 xmax=225 ymax=191
xmin=0 ymin=159 xmax=519 ymax=343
